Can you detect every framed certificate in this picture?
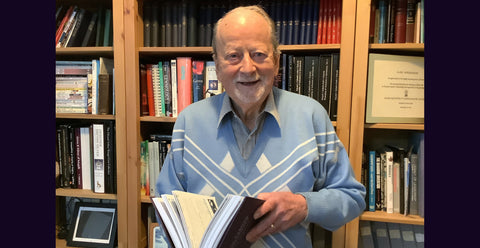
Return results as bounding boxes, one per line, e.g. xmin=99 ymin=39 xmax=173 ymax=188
xmin=366 ymin=53 xmax=424 ymax=123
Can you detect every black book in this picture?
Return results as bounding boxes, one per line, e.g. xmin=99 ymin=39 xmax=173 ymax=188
xmin=80 ymin=12 xmax=98 ymax=47
xmin=143 ymin=1 xmax=152 ymax=47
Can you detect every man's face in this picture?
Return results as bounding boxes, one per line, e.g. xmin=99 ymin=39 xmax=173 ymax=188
xmin=214 ymin=11 xmax=279 ymax=110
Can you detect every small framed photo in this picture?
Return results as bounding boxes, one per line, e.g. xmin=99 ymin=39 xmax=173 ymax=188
xmin=66 ymin=202 xmax=117 ymax=248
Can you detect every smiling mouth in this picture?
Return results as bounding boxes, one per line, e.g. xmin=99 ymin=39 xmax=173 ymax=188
xmin=238 ymin=80 xmax=260 ymax=86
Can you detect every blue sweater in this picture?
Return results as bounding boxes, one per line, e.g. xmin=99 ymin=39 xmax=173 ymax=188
xmin=156 ymin=87 xmax=366 ymax=247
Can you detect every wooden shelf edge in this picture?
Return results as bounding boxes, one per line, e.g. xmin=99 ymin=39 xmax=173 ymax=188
xmin=369 ymin=43 xmax=424 ymax=52
xmin=364 ymin=123 xmax=424 ymax=130
xmin=360 ymin=211 xmax=424 ymax=225
xmin=141 ymin=195 xmax=152 ymax=203
xmin=140 ymin=116 xmax=177 ymax=123
xmin=56 ymin=113 xmax=116 ymax=120
xmin=56 ymin=47 xmax=114 ymax=55
xmin=56 ymin=188 xmax=117 ymax=200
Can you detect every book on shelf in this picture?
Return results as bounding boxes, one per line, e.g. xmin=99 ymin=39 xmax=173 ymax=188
xmin=170 ymin=59 xmax=179 ymax=117
xmin=151 ymin=191 xmax=265 ymax=248
xmin=97 ymin=57 xmax=114 ymax=115
xmin=405 ymin=0 xmax=416 ymax=43
xmin=372 ymin=221 xmax=391 ymax=248
xmin=205 ymin=61 xmax=222 ymax=98
xmin=92 ymin=123 xmax=105 ymax=193
xmin=368 ymin=151 xmax=376 ymax=212
xmin=192 ymin=60 xmax=205 ymax=103
xmin=176 ymin=57 xmax=192 ymax=114
xmin=80 ymin=11 xmax=98 ymax=47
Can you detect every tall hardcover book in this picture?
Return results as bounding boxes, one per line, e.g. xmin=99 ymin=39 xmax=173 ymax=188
xmin=394 ymin=0 xmax=407 ymax=43
xmin=192 ymin=60 xmax=205 ymax=103
xmin=385 ymin=150 xmax=394 ymax=213
xmin=405 ymin=0 xmax=416 ymax=43
xmin=98 ymin=57 xmax=114 ymax=114
xmin=368 ymin=151 xmax=376 ymax=211
xmin=170 ymin=59 xmax=179 ymax=117
xmin=81 ymin=12 xmax=98 ymax=47
xmin=176 ymin=57 xmax=192 ymax=114
xmin=79 ymin=127 xmax=92 ymax=190
xmin=92 ymin=123 xmax=105 ymax=193
xmin=162 ymin=61 xmax=173 ymax=117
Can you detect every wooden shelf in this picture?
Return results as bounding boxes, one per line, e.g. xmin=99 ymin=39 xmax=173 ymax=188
xmin=56 ymin=113 xmax=115 ymax=120
xmin=56 ymin=188 xmax=117 ymax=200
xmin=56 ymin=47 xmax=114 ymax=57
xmin=364 ymin=123 xmax=424 ymax=130
xmin=140 ymin=116 xmax=177 ymax=123
xmin=369 ymin=43 xmax=424 ymax=52
xmin=360 ymin=211 xmax=424 ymax=225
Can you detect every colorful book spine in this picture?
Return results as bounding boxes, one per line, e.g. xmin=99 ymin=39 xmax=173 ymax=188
xmin=176 ymin=57 xmax=192 ymax=114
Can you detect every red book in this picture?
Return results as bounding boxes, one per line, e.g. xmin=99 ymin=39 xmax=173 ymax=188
xmin=146 ymin=64 xmax=155 ymax=116
xmin=316 ymin=0 xmax=325 ymax=44
xmin=326 ymin=0 xmax=333 ymax=44
xmin=405 ymin=0 xmax=416 ymax=43
xmin=56 ymin=6 xmax=74 ymax=45
xmin=336 ymin=0 xmax=342 ymax=43
xmin=176 ymin=57 xmax=192 ymax=114
xmin=394 ymin=0 xmax=407 ymax=43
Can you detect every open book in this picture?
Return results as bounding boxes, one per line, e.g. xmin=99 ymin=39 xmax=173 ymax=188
xmin=151 ymin=190 xmax=265 ymax=248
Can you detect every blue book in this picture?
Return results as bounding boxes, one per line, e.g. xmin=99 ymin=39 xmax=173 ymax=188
xmin=378 ymin=0 xmax=387 ymax=43
xmin=192 ymin=60 xmax=205 ymax=103
xmin=368 ymin=151 xmax=376 ymax=211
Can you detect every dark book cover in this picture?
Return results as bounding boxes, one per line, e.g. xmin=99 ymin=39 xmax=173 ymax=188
xmin=66 ymin=8 xmax=90 ymax=47
xmin=98 ymin=74 xmax=113 ymax=115
xmin=81 ymin=12 xmax=98 ymax=47
xmin=151 ymin=1 xmax=160 ymax=47
xmin=140 ymin=64 xmax=149 ymax=116
xmin=162 ymin=61 xmax=173 ymax=116
xmin=187 ymin=3 xmax=197 ymax=46
xmin=329 ymin=53 xmax=340 ymax=121
xmin=318 ymin=54 xmax=332 ymax=115
xmin=394 ymin=0 xmax=407 ymax=43
xmin=143 ymin=1 xmax=152 ymax=47
xmin=215 ymin=196 xmax=265 ymax=248
xmin=95 ymin=7 xmax=105 ymax=47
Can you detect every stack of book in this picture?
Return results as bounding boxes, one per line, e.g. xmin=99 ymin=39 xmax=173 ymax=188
xmin=56 ymin=57 xmax=114 ymax=115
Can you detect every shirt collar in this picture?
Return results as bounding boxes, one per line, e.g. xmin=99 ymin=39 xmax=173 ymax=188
xmin=217 ymin=90 xmax=281 ymax=129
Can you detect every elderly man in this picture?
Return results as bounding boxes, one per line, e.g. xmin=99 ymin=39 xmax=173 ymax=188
xmin=156 ymin=5 xmax=365 ymax=247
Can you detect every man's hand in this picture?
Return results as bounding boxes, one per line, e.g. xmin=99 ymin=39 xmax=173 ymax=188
xmin=245 ymin=192 xmax=308 ymax=242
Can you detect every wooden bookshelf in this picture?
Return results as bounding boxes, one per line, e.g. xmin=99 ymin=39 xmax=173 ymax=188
xmin=55 ymin=0 xmax=127 ymax=247
xmin=123 ymin=0 xmax=358 ymax=247
xmin=56 ymin=0 xmax=425 ymax=247
xmin=56 ymin=188 xmax=117 ymax=200
xmin=346 ymin=0 xmax=425 ymax=247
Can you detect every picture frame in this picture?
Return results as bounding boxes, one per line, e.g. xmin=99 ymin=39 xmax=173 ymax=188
xmin=66 ymin=202 xmax=117 ymax=248
xmin=366 ymin=53 xmax=424 ymax=124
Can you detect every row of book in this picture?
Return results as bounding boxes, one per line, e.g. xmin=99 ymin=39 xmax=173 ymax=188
xmin=270 ymin=0 xmax=342 ymax=45
xmin=276 ymin=53 xmax=340 ymax=121
xmin=359 ymin=221 xmax=424 ymax=248
xmin=56 ymin=57 xmax=114 ymax=115
xmin=143 ymin=0 xmax=342 ymax=47
xmin=140 ymin=134 xmax=172 ymax=197
xmin=55 ymin=5 xmax=113 ymax=48
xmin=140 ymin=58 xmax=223 ymax=118
xmin=55 ymin=122 xmax=116 ymax=194
xmin=370 ymin=0 xmax=424 ymax=44
xmin=361 ymin=133 xmax=424 ymax=217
